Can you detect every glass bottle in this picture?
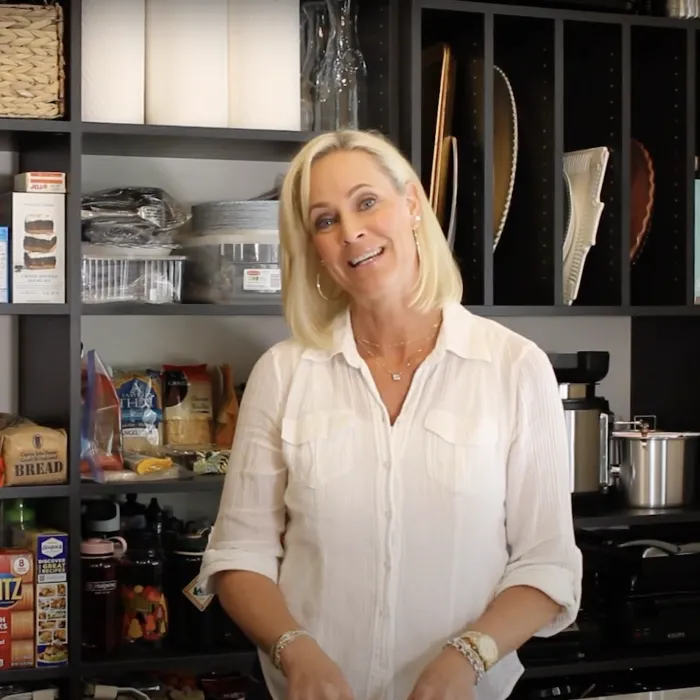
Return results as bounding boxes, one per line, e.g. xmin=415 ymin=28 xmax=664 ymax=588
xmin=166 ymin=530 xmax=218 ymax=652
xmin=81 ymin=536 xmax=126 ymax=659
xmin=315 ymin=0 xmax=368 ymax=131
xmin=300 ymin=1 xmax=328 ymax=131
xmin=119 ymin=530 xmax=168 ymax=649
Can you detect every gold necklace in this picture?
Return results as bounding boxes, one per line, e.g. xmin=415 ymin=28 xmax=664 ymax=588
xmin=357 ymin=322 xmax=440 ymax=349
xmin=362 ymin=343 xmax=428 ymax=382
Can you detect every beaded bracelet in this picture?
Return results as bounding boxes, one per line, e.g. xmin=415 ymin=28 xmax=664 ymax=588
xmin=444 ymin=636 xmax=486 ymax=685
xmin=270 ymin=629 xmax=310 ymax=674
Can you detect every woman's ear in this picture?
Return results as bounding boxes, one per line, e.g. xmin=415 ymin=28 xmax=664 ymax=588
xmin=405 ymin=180 xmax=422 ymax=221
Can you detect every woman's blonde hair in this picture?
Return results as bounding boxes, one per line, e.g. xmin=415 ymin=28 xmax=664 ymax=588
xmin=279 ymin=129 xmax=463 ymax=350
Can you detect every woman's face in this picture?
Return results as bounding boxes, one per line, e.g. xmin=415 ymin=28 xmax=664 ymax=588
xmin=307 ymin=149 xmax=420 ymax=306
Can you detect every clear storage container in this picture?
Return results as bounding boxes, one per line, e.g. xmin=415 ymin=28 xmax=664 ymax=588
xmin=181 ymin=232 xmax=281 ymax=303
xmin=82 ymin=255 xmax=185 ymax=304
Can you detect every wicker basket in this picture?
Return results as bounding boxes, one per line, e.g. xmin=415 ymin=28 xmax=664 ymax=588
xmin=0 ymin=2 xmax=65 ymax=119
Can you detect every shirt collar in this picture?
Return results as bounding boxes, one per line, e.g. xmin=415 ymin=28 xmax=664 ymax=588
xmin=301 ymin=302 xmax=492 ymax=366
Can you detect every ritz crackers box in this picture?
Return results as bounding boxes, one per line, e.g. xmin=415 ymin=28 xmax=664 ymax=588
xmin=14 ymin=530 xmax=68 ymax=667
xmin=0 ymin=549 xmax=35 ymax=669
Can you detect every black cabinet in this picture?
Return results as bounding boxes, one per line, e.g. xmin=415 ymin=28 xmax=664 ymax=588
xmin=406 ymin=0 xmax=700 ymax=316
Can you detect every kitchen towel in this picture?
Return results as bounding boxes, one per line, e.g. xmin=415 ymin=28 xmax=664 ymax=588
xmin=228 ymin=0 xmax=301 ymax=130
xmin=145 ymin=0 xmax=229 ymax=127
xmin=82 ymin=0 xmax=146 ymax=123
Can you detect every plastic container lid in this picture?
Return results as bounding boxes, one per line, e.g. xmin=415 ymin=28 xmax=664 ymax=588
xmin=81 ymin=538 xmax=117 ymax=555
xmin=613 ymin=431 xmax=700 ymax=439
xmin=181 ymin=231 xmax=279 ymax=248
xmin=173 ymin=531 xmax=209 ymax=555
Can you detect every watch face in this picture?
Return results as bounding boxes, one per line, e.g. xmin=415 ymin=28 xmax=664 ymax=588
xmin=467 ymin=633 xmax=498 ymax=665
xmin=479 ymin=635 xmax=498 ymax=662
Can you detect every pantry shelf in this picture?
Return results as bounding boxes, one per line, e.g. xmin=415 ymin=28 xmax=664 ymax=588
xmin=77 ymin=304 xmax=700 ymax=318
xmin=522 ymin=649 xmax=700 ymax=679
xmin=80 ymin=302 xmax=284 ymax=316
xmin=0 ymin=485 xmax=70 ymax=500
xmin=81 ymin=123 xmax=315 ymax=160
xmin=81 ymin=649 xmax=256 ymax=677
xmin=473 ymin=306 xmax=626 ymax=316
xmin=0 ymin=665 xmax=70 ymax=683
xmin=574 ymin=504 xmax=700 ymax=528
xmin=80 ymin=476 xmax=226 ymax=496
xmin=0 ymin=303 xmax=70 ymax=316
xmin=0 ymin=118 xmax=72 ymax=133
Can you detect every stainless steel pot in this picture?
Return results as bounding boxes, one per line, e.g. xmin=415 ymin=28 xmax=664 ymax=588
xmin=611 ymin=422 xmax=700 ymax=508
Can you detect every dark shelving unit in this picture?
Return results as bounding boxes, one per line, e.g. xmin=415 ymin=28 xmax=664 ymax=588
xmin=1 ymin=0 xmax=700 ymax=694
xmin=0 ymin=0 xmax=401 ymax=695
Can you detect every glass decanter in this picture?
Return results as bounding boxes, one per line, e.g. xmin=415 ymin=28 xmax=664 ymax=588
xmin=300 ymin=1 xmax=328 ymax=131
xmin=314 ymin=0 xmax=368 ymax=131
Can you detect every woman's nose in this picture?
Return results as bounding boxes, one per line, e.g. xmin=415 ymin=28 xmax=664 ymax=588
xmin=340 ymin=213 xmax=365 ymax=243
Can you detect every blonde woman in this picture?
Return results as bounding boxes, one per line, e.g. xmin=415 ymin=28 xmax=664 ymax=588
xmin=199 ymin=130 xmax=581 ymax=700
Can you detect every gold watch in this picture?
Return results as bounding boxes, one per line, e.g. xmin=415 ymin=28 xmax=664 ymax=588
xmin=461 ymin=631 xmax=499 ymax=671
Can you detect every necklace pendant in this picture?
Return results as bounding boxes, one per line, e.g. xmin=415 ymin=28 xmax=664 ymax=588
xmin=391 ymin=372 xmax=402 ymax=381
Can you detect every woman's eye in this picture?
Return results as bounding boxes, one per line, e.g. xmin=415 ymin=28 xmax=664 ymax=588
xmin=315 ymin=215 xmax=334 ymax=230
xmin=360 ymin=197 xmax=376 ymax=210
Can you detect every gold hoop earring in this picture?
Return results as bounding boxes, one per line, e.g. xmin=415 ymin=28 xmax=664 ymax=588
xmin=316 ymin=272 xmax=342 ymax=302
xmin=316 ymin=272 xmax=329 ymax=301
xmin=413 ymin=228 xmax=421 ymax=263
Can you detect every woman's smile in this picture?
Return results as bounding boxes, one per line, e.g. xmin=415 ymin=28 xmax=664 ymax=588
xmin=348 ymin=245 xmax=385 ymax=268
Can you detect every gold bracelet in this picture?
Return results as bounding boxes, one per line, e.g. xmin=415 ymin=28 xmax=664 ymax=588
xmin=270 ymin=629 xmax=310 ymax=674
xmin=444 ymin=637 xmax=485 ymax=684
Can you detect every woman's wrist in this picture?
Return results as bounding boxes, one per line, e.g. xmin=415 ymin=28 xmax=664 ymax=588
xmin=271 ymin=629 xmax=315 ymax=676
xmin=443 ymin=636 xmax=485 ymax=685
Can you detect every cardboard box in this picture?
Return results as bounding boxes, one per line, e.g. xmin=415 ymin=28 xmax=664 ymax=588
xmin=13 ymin=530 xmax=67 ymax=667
xmin=0 ymin=192 xmax=65 ymax=304
xmin=0 ymin=548 xmax=35 ymax=669
xmin=14 ymin=172 xmax=66 ymax=194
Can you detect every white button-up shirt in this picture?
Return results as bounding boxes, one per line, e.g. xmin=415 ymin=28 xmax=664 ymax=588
xmin=200 ymin=303 xmax=582 ymax=700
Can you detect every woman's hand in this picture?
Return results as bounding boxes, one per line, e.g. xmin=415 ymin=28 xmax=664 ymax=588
xmin=280 ymin=635 xmax=354 ymax=700
xmin=407 ymin=646 xmax=477 ymax=700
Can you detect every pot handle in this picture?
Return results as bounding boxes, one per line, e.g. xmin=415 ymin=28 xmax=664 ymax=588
xmin=617 ymin=539 xmax=679 ymax=555
xmin=599 ymin=412 xmax=610 ymax=488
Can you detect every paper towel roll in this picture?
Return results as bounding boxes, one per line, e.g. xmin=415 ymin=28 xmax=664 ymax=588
xmin=145 ymin=0 xmax=229 ymax=127
xmin=82 ymin=0 xmax=146 ymax=123
xmin=228 ymin=0 xmax=301 ymax=131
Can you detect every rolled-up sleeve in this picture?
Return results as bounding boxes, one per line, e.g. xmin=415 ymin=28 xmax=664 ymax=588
xmin=493 ymin=345 xmax=582 ymax=637
xmin=198 ymin=347 xmax=287 ymax=593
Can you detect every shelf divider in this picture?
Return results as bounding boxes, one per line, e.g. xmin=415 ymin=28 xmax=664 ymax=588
xmin=553 ymin=18 xmax=564 ymax=306
xmin=482 ymin=11 xmax=494 ymax=306
xmin=621 ymin=23 xmax=631 ymax=308
xmin=685 ymin=26 xmax=696 ymax=307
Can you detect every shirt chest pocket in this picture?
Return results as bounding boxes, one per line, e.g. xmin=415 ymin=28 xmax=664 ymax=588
xmin=281 ymin=409 xmax=356 ymax=489
xmin=424 ymin=408 xmax=500 ymax=495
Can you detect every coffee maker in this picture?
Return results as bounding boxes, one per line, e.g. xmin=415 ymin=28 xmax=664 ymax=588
xmin=548 ymin=351 xmax=612 ymax=497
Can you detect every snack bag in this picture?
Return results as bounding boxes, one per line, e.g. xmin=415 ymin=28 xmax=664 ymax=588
xmin=81 ymin=349 xmax=123 ymax=481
